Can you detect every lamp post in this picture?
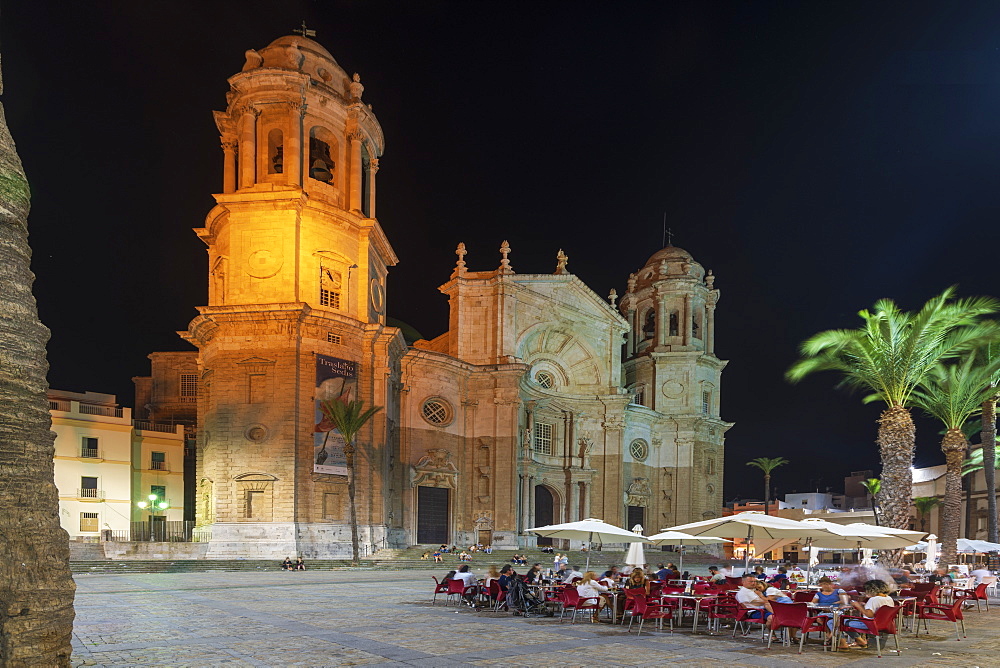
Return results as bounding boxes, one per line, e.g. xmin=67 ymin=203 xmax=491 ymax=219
xmin=136 ymin=493 xmax=169 ymax=541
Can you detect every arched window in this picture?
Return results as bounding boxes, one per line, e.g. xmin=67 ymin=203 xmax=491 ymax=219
xmin=642 ymin=310 xmax=656 ymax=340
xmin=669 ymin=311 xmax=679 ymax=337
xmin=692 ymin=312 xmax=700 ymax=338
xmin=267 ymin=128 xmax=283 ymax=174
xmin=309 ymin=127 xmax=337 ymax=183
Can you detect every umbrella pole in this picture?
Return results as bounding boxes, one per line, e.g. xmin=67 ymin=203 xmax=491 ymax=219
xmin=679 ymin=545 xmax=684 ymax=575
xmin=585 ymin=532 xmax=591 ymax=572
xmin=744 ymin=526 xmax=753 ymax=575
xmin=805 ymin=537 xmax=813 ymax=585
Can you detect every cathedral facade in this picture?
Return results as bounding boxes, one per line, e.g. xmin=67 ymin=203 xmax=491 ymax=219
xmin=176 ymin=34 xmax=731 ymax=558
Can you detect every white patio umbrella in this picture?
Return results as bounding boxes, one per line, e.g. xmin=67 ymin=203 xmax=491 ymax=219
xmin=799 ymin=519 xmax=920 ymax=582
xmin=526 ymin=518 xmax=648 ymax=571
xmin=663 ymin=512 xmax=814 ymax=573
xmin=624 ymin=525 xmax=646 ymax=568
xmin=646 ymin=530 xmax=731 ymax=574
xmin=926 ymin=534 xmax=939 ymax=571
xmin=843 ymin=523 xmax=928 ymax=543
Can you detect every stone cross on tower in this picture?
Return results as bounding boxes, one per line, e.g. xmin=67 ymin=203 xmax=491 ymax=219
xmin=554 ymin=249 xmax=569 ymax=274
xmin=294 ymin=21 xmax=317 ymax=37
xmin=499 ymin=240 xmax=513 ymax=274
xmin=453 ymin=242 xmax=467 ymax=277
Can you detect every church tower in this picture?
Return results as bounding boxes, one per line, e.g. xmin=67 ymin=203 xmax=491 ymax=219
xmin=618 ymin=246 xmax=730 ymax=523
xmin=181 ymin=34 xmax=404 ymax=558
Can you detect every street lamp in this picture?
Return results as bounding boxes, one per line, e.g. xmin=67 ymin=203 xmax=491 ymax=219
xmin=136 ymin=493 xmax=169 ymax=541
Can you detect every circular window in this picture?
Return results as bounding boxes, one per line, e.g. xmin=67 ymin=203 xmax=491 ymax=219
xmin=245 ymin=425 xmax=268 ymax=442
xmin=534 ymin=370 xmax=555 ymax=389
xmin=629 ymin=439 xmax=649 ymax=462
xmin=421 ymin=398 xmax=453 ymax=426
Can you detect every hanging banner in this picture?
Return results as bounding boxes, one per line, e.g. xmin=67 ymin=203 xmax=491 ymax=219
xmin=313 ymin=354 xmax=358 ymax=475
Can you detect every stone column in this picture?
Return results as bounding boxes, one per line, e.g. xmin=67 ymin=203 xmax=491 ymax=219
xmin=349 ymin=131 xmax=363 ymax=212
xmin=706 ymin=303 xmax=716 ymax=354
xmin=683 ymin=294 xmax=693 ymax=346
xmin=627 ymin=308 xmax=636 ymax=355
xmin=239 ymin=106 xmax=258 ymax=189
xmin=520 ymin=474 xmax=530 ymax=533
xmin=286 ymin=104 xmax=304 ymax=186
xmin=657 ymin=295 xmax=668 ymax=346
xmin=367 ymin=158 xmax=379 ymax=217
xmin=569 ymin=480 xmax=580 ymax=522
xmin=528 ymin=475 xmax=535 ymax=527
xmin=221 ymin=140 xmax=237 ymax=193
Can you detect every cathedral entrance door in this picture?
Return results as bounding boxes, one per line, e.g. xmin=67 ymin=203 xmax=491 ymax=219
xmin=627 ymin=505 xmax=645 ymax=530
xmin=478 ymin=530 xmax=492 ymax=546
xmin=417 ymin=486 xmax=449 ymax=544
xmin=534 ymin=486 xmax=555 ymax=546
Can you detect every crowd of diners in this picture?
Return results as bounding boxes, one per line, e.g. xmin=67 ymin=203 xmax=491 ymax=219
xmin=434 ymin=557 xmax=995 ymax=650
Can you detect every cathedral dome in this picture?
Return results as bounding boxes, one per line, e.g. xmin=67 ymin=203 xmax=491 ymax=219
xmin=265 ymin=35 xmax=338 ymax=65
xmin=634 ymin=245 xmax=705 ymax=286
xmin=247 ymin=35 xmax=349 ymax=88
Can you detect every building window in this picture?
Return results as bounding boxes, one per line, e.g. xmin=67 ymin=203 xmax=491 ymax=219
xmin=248 ymin=373 xmax=266 ymax=404
xmin=642 ymin=310 xmax=656 ymax=340
xmin=247 ymin=490 xmax=264 ymax=518
xmin=629 ymin=439 xmax=649 ymax=462
xmin=81 ymin=437 xmax=99 ymax=458
xmin=533 ymin=422 xmax=553 ymax=455
xmin=80 ymin=512 xmax=99 ymax=532
xmin=327 ymin=332 xmax=342 ymax=344
xmin=151 ymin=451 xmax=166 ymax=471
xmin=702 ymin=391 xmax=711 ymax=415
xmin=180 ymin=373 xmax=198 ymax=398
xmin=150 ymin=484 xmax=166 ymax=500
xmin=421 ymin=398 xmax=452 ymax=426
xmin=669 ymin=311 xmax=679 ymax=337
xmin=534 ymin=370 xmax=555 ymax=389
xmin=319 ymin=287 xmax=341 ymax=308
xmin=80 ymin=476 xmax=99 ymax=498
xmin=706 ymin=458 xmax=715 ymax=475
xmin=630 ymin=387 xmax=644 ymax=406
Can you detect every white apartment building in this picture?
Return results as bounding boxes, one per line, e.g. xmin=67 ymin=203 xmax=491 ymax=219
xmin=50 ymin=389 xmax=184 ymax=539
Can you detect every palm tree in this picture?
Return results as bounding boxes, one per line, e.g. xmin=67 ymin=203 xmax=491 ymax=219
xmin=787 ymin=288 xmax=1000 ymax=564
xmin=913 ymin=496 xmax=942 ymax=533
xmin=0 ymin=61 xmax=76 ymax=665
xmin=861 ymin=478 xmax=882 ymax=525
xmin=975 ymin=343 xmax=1000 ymax=543
xmin=746 ymin=457 xmax=789 ymax=515
xmin=319 ymin=398 xmax=383 ymax=566
xmin=911 ymin=354 xmax=1000 ymax=565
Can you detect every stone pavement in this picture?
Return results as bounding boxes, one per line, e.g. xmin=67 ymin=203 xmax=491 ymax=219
xmin=71 ymin=569 xmax=1000 ymax=667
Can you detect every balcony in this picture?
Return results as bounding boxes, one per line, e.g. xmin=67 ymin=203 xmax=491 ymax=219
xmin=77 ymin=488 xmax=104 ymax=500
xmin=133 ymin=420 xmax=182 ymax=434
xmin=150 ymin=461 xmax=166 ymax=471
xmin=80 ymin=447 xmax=100 ymax=459
xmin=78 ymin=404 xmax=124 ymax=418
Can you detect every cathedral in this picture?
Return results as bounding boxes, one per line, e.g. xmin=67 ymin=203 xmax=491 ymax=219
xmin=142 ymin=34 xmax=732 ymax=558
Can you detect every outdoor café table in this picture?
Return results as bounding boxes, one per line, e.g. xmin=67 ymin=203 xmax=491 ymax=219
xmin=600 ymin=589 xmax=623 ymax=623
xmin=657 ymin=592 xmax=716 ymax=632
xmin=809 ymin=605 xmax=847 ymax=650
xmin=895 ymin=596 xmax=918 ymax=633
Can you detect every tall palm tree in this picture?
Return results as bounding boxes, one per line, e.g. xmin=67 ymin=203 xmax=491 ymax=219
xmin=319 ymin=398 xmax=383 ymax=566
xmin=0 ymin=59 xmax=76 ymax=665
xmin=913 ymin=496 xmax=942 ymax=533
xmin=975 ymin=343 xmax=1000 ymax=543
xmin=787 ymin=288 xmax=1000 ymax=564
xmin=746 ymin=457 xmax=789 ymax=515
xmin=911 ymin=354 xmax=1000 ymax=565
xmin=861 ymin=478 xmax=881 ymax=525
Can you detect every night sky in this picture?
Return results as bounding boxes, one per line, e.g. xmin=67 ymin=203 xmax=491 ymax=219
xmin=5 ymin=1 xmax=1000 ymax=500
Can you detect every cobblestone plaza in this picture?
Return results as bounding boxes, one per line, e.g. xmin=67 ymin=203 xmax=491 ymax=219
xmin=70 ymin=569 xmax=1000 ymax=667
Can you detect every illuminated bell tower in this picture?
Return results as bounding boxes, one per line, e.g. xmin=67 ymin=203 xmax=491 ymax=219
xmin=182 ymin=34 xmax=403 ymax=558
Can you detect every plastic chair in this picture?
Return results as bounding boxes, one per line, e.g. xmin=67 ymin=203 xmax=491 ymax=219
xmin=704 ymin=598 xmax=739 ymax=633
xmin=838 ymin=604 xmax=901 ymax=657
xmin=916 ymin=597 xmax=967 ymax=641
xmin=485 ymin=580 xmax=506 ymax=612
xmin=798 ymin=614 xmax=830 ymax=654
xmin=767 ymin=602 xmax=808 ymax=648
xmin=627 ymin=592 xmax=673 ymax=636
xmin=446 ymin=578 xmax=477 ymax=607
xmin=792 ymin=590 xmax=814 ymax=602
xmin=954 ymin=582 xmax=990 ymax=612
xmin=725 ymin=576 xmax=743 ymax=587
xmin=559 ymin=587 xmax=601 ymax=623
xmin=431 ymin=577 xmax=450 ymax=605
xmin=733 ymin=606 xmax=768 ymax=641
xmin=621 ymin=587 xmax=643 ymax=626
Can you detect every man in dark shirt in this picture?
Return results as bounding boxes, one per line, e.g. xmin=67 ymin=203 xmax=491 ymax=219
xmin=655 ymin=563 xmax=670 ymax=581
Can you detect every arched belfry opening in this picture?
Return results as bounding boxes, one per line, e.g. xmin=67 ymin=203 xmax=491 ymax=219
xmin=309 ymin=126 xmax=337 ymax=183
xmin=267 ymin=128 xmax=284 ymax=174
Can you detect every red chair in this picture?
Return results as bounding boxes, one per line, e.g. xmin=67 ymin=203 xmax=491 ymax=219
xmin=916 ymin=597 xmax=967 ymax=641
xmin=725 ymin=576 xmax=743 ymax=587
xmin=621 ymin=587 xmax=643 ymax=626
xmin=798 ymin=614 xmax=830 ymax=654
xmin=648 ymin=580 xmax=664 ymax=596
xmin=787 ymin=581 xmax=798 ymax=590
xmin=431 ymin=576 xmax=449 ymax=605
xmin=484 ymin=580 xmax=506 ymax=612
xmin=559 ymin=587 xmax=601 ymax=623
xmin=445 ymin=578 xmax=477 ymax=607
xmin=733 ymin=606 xmax=768 ymax=641
xmin=767 ymin=602 xmax=808 ymax=648
xmin=703 ymin=598 xmax=739 ymax=633
xmin=792 ymin=590 xmax=814 ymax=603
xmin=839 ymin=605 xmax=901 ymax=657
xmin=627 ymin=592 xmax=673 ymax=636
xmin=954 ymin=582 xmax=990 ymax=612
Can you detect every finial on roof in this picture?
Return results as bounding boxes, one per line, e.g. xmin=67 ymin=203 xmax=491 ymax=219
xmin=706 ymin=269 xmax=715 ymax=290
xmin=608 ymin=288 xmax=618 ymax=308
xmin=627 ymin=273 xmax=637 ymax=293
xmin=499 ymin=240 xmax=513 ymax=274
xmin=554 ymin=249 xmax=569 ymax=275
xmin=453 ymin=242 xmax=467 ymax=278
xmin=350 ymin=73 xmax=364 ymax=101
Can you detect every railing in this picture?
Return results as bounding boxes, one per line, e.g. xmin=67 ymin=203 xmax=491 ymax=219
xmin=78 ymin=404 xmax=124 ymax=418
xmin=178 ymin=396 xmax=197 ymax=403
xmin=77 ymin=488 xmax=104 ymax=500
xmin=103 ymin=521 xmax=206 ymax=543
xmin=133 ymin=420 xmax=180 ymax=434
xmin=80 ymin=447 xmax=100 ymax=459
xmin=150 ymin=461 xmax=166 ymax=470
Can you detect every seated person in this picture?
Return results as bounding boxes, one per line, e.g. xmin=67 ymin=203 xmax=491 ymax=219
xmin=576 ymin=571 xmax=610 ymax=617
xmin=562 ymin=564 xmax=584 ymax=584
xmin=767 ymin=566 xmax=789 ymax=586
xmin=665 ymin=563 xmax=681 ymax=581
xmin=420 ymin=552 xmax=430 ymax=560
xmin=453 ymin=565 xmax=478 ymax=605
xmin=484 ymin=564 xmax=501 ymax=587
xmin=524 ymin=564 xmax=543 ymax=584
xmin=433 ymin=549 xmax=443 ymax=563
xmin=810 ymin=576 xmax=847 ymax=644
xmin=281 ymin=556 xmax=293 ymax=571
xmin=929 ymin=567 xmax=952 ymax=586
xmin=764 ymin=583 xmax=793 ymax=604
xmin=971 ymin=563 xmax=991 ymax=584
xmin=600 ymin=569 xmax=618 ymax=586
xmin=442 ymin=569 xmax=457 ymax=583
xmin=889 ymin=568 xmax=910 ymax=585
xmin=459 ymin=550 xmax=470 ymax=562
xmin=295 ymin=557 xmax=305 ymax=571
xmin=440 ymin=544 xmax=449 ymax=553
xmin=655 ymin=563 xmax=670 ymax=582
xmin=736 ymin=575 xmax=773 ymax=629
xmin=836 ymin=579 xmax=894 ymax=649
xmin=707 ymin=566 xmax=726 ymax=584
xmin=752 ymin=565 xmax=767 ymax=580
xmin=497 ymin=564 xmax=516 ymax=591
xmin=625 ymin=567 xmax=651 ymax=594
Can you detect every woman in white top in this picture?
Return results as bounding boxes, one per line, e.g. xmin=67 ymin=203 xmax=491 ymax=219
xmin=838 ymin=579 xmax=894 ymax=649
xmin=576 ymin=571 xmax=609 ymax=619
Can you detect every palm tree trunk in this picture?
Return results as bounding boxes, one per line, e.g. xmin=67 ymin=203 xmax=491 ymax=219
xmin=982 ymin=397 xmax=998 ymax=543
xmin=764 ymin=473 xmax=771 ymax=515
xmin=939 ymin=428 xmax=968 ymax=567
xmin=876 ymin=405 xmax=916 ymax=566
xmin=345 ymin=444 xmax=360 ymax=566
xmin=0 ymin=63 xmax=76 ymax=666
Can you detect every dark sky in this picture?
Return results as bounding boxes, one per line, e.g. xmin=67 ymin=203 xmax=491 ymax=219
xmin=5 ymin=1 xmax=1000 ymax=500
